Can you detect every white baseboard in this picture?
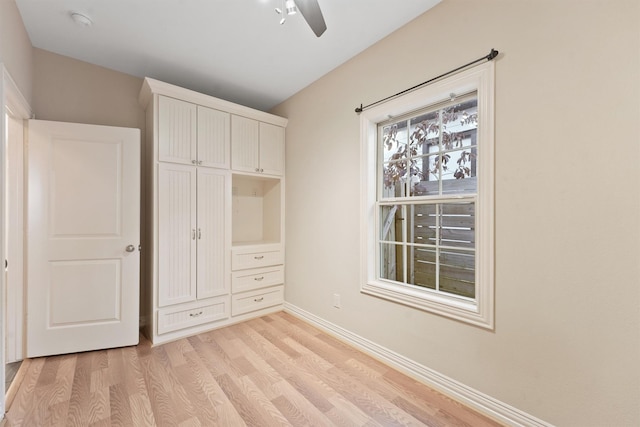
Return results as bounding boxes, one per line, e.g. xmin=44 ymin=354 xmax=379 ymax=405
xmin=284 ymin=302 xmax=552 ymax=427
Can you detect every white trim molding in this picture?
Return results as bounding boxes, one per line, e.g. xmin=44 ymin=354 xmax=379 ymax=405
xmin=1 ymin=63 xmax=33 ymax=422
xmin=284 ymin=303 xmax=553 ymax=427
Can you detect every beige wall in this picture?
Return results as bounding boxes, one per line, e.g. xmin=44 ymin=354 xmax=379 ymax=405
xmin=33 ymin=48 xmax=144 ymax=129
xmin=271 ymin=0 xmax=640 ymax=425
xmin=0 ymin=0 xmax=33 ymax=103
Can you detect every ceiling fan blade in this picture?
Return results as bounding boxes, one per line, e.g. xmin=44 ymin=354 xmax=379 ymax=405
xmin=295 ymin=0 xmax=327 ymax=37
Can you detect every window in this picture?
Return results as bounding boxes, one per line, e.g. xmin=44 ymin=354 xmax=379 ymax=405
xmin=360 ymin=62 xmax=494 ymax=328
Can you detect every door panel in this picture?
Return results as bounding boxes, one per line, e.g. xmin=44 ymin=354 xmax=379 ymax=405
xmin=27 ymin=120 xmax=140 ymax=358
xmin=196 ymin=168 xmax=229 ymax=299
xmin=259 ymin=122 xmax=284 ymax=176
xmin=50 ymin=138 xmax=121 ymax=236
xmin=197 ymin=106 xmax=230 ymax=168
xmin=231 ymin=115 xmax=259 ymax=172
xmin=158 ymin=163 xmax=197 ymax=306
xmin=158 ymin=95 xmax=196 ymax=165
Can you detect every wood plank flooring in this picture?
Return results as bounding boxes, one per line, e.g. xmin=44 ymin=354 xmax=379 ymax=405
xmin=4 ymin=311 xmax=502 ymax=426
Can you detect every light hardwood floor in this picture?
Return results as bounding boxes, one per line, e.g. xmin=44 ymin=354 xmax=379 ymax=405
xmin=4 ymin=311 xmax=502 ymax=426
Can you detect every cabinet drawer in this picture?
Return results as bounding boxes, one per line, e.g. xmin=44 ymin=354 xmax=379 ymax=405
xmin=157 ymin=298 xmax=228 ymax=335
xmin=232 ymin=246 xmax=283 ymax=270
xmin=232 ymin=266 xmax=284 ymax=293
xmin=231 ymin=286 xmax=283 ymax=316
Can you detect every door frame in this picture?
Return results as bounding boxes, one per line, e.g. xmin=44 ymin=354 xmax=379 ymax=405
xmin=0 ymin=64 xmax=32 ymax=418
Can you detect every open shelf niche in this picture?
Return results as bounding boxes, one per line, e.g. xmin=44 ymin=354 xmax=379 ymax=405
xmin=231 ymin=174 xmax=282 ymax=246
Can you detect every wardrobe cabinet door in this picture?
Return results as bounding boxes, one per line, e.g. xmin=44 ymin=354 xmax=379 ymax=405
xmin=231 ymin=115 xmax=259 ymax=173
xmin=196 ymin=168 xmax=229 ymax=299
xmin=158 ymin=163 xmax=197 ymax=306
xmin=197 ymin=106 xmax=230 ymax=169
xmin=258 ymin=122 xmax=284 ymax=176
xmin=158 ymin=96 xmax=197 ymax=165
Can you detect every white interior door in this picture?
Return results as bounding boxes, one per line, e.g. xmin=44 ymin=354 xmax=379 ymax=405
xmin=26 ymin=119 xmax=140 ymax=358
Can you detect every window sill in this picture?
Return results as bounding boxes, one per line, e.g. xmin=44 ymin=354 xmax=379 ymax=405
xmin=361 ymin=280 xmax=493 ymax=329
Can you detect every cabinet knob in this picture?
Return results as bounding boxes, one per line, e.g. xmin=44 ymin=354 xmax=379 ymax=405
xmin=192 ymin=229 xmax=196 ymax=240
xmin=254 ymin=255 xmax=264 ymax=260
xmin=254 ymin=276 xmax=264 ymax=281
xmin=198 ymin=228 xmax=202 ymax=239
xmin=254 ymin=297 xmax=264 ymax=302
xmin=192 ymin=160 xmax=197 ymax=165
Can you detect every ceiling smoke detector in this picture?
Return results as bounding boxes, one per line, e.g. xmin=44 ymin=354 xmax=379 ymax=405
xmin=70 ymin=12 xmax=93 ymax=27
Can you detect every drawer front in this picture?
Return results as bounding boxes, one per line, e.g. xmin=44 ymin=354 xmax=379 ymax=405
xmin=157 ymin=298 xmax=228 ymax=335
xmin=232 ymin=266 xmax=284 ymax=293
xmin=232 ymin=286 xmax=284 ymax=316
xmin=232 ymin=249 xmax=283 ymax=270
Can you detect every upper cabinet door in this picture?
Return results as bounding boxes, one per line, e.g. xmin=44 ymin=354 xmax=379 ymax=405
xmin=197 ymin=106 xmax=230 ymax=169
xmin=231 ymin=115 xmax=259 ymax=173
xmin=158 ymin=96 xmax=197 ymax=165
xmin=259 ymin=122 xmax=285 ymax=176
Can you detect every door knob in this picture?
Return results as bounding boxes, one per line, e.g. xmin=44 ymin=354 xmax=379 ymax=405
xmin=126 ymin=245 xmax=136 ymax=252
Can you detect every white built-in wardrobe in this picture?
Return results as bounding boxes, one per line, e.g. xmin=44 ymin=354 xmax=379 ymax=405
xmin=139 ymin=78 xmax=287 ymax=345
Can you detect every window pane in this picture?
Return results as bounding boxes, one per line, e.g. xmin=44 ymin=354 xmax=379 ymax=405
xmin=411 ymin=246 xmax=437 ymax=290
xmin=441 ymin=148 xmax=476 ymax=194
xmin=409 ymin=204 xmax=436 ymax=245
xmin=381 ymin=122 xmax=408 ymax=163
xmin=380 ymin=205 xmax=403 ymax=242
xmin=440 ymin=202 xmax=475 ymax=249
xmin=442 ymin=98 xmax=478 ymax=152
xmin=409 ymin=110 xmax=439 ymax=146
xmin=379 ymin=243 xmax=404 ymax=283
xmin=439 ymin=249 xmax=475 ymax=298
xmin=381 ymin=121 xmax=409 ymax=198
xmin=381 ymin=161 xmax=408 ymax=197
xmin=410 ymin=247 xmax=475 ymax=298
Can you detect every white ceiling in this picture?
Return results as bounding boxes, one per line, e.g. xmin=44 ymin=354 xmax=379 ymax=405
xmin=15 ymin=0 xmax=441 ymax=111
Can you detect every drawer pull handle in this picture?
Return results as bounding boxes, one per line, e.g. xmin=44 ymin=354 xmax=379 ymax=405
xmin=254 ymin=276 xmax=264 ymax=281
xmin=189 ymin=311 xmax=203 ymax=317
xmin=254 ymin=255 xmax=264 ymax=260
xmin=254 ymin=297 xmax=264 ymax=302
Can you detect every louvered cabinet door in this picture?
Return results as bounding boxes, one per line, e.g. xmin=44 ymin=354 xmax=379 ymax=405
xmin=259 ymin=122 xmax=285 ymax=176
xmin=197 ymin=106 xmax=230 ymax=169
xmin=196 ymin=168 xmax=230 ymax=299
xmin=158 ymin=163 xmax=197 ymax=307
xmin=158 ymin=96 xmax=197 ymax=165
xmin=231 ymin=115 xmax=259 ymax=173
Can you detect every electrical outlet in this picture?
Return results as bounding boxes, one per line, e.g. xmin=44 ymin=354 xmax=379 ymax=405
xmin=333 ymin=293 xmax=341 ymax=309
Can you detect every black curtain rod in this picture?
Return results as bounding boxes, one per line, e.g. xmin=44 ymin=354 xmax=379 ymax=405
xmin=355 ymin=49 xmax=499 ymax=114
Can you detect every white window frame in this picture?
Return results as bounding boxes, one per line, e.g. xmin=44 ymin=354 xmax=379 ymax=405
xmin=359 ymin=62 xmax=495 ymax=329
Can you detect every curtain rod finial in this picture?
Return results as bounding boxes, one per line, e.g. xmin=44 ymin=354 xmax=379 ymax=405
xmin=355 ymin=104 xmax=363 ymax=114
xmin=488 ymin=49 xmax=499 ymax=60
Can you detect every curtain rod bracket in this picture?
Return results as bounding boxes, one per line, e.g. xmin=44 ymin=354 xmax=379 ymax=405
xmin=354 ymin=48 xmax=499 ymax=114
